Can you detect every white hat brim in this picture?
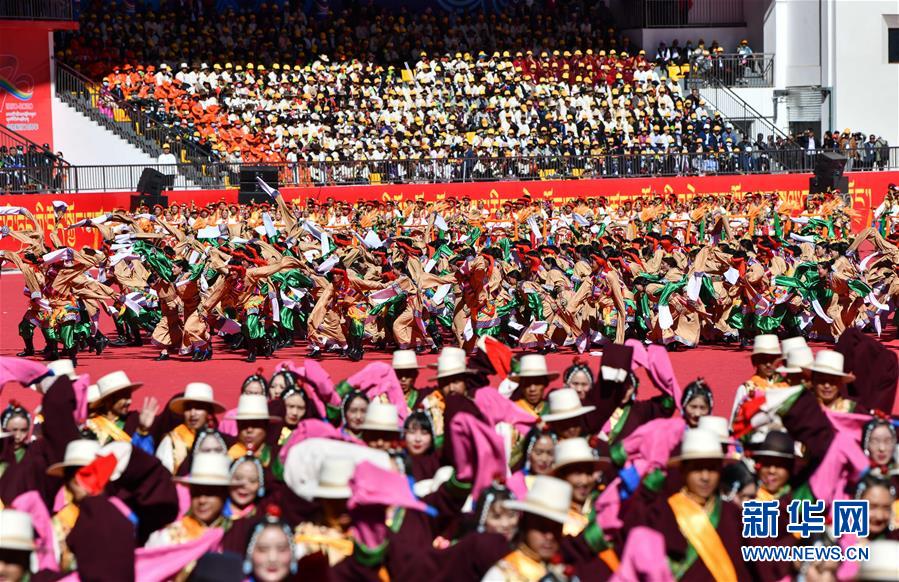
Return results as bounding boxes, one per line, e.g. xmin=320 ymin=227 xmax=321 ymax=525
xmin=508 ymin=371 xmax=560 ymax=382
xmin=804 ymin=365 xmax=852 ymax=378
xmin=46 ymin=460 xmax=92 ymax=478
xmin=173 ymin=476 xmax=233 ymax=487
xmin=97 ymin=382 xmax=143 ymax=401
xmin=775 ymin=366 xmax=803 ymax=375
xmin=552 ymin=457 xmax=611 ymax=474
xmin=543 ymin=405 xmax=596 ymax=423
xmin=752 ymin=349 xmax=781 ymax=356
xmin=358 ymin=423 xmax=402 ymax=433
xmin=170 ymin=398 xmax=227 ymax=415
xmin=668 ymin=451 xmax=727 ymax=465
xmin=235 ymin=413 xmax=279 ymax=421
xmin=503 ymin=499 xmax=571 ymax=525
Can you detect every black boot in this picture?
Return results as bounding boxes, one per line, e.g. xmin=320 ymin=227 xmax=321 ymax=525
xmin=93 ymin=333 xmax=109 ymax=356
xmin=347 ymin=334 xmax=363 ymax=362
xmin=245 ymin=339 xmax=257 ymax=363
xmin=111 ymin=318 xmax=130 ymax=345
xmin=16 ymin=336 xmax=35 ymax=357
xmin=44 ymin=342 xmax=59 ymax=361
xmin=155 ymin=351 xmax=170 ymax=361
xmin=128 ymin=322 xmax=143 ymax=347
xmin=308 ymin=344 xmax=322 ymax=359
xmin=66 ymin=346 xmax=78 ymax=367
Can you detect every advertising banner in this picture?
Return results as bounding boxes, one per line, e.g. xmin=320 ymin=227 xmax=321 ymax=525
xmin=0 ymin=25 xmax=54 ymax=147
xmin=1 ymin=171 xmax=895 ymax=252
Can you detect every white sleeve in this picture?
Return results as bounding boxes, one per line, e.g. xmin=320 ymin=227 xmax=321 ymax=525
xmin=729 ymin=384 xmax=749 ymax=427
xmin=155 ymin=434 xmax=175 ymax=473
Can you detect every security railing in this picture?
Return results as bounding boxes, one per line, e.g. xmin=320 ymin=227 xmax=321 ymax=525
xmin=614 ymin=0 xmax=744 ymax=28
xmin=0 ymin=124 xmax=69 ymax=194
xmin=1 ymin=148 xmax=897 ymax=195
xmin=689 ymin=53 xmax=774 ymax=88
xmin=0 ymin=0 xmax=73 ymax=20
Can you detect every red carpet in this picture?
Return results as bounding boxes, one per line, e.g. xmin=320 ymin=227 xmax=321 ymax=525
xmin=2 ymin=272 xmax=897 ymax=415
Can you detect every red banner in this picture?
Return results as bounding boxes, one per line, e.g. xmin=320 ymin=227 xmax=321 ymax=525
xmin=1 ymin=172 xmax=896 ymax=252
xmin=0 ymin=23 xmax=55 ymax=147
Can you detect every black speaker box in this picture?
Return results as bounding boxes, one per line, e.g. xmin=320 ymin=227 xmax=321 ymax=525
xmin=239 ymin=166 xmax=279 ymax=195
xmin=238 ymin=192 xmax=273 ymax=206
xmin=809 ymin=175 xmax=848 ymax=194
xmin=814 ymin=152 xmax=847 ymax=180
xmin=137 ymin=168 xmax=166 ymax=197
xmin=130 ymin=194 xmax=168 ymax=211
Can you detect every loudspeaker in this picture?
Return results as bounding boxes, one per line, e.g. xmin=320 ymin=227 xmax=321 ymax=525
xmin=809 ymin=175 xmax=848 ymax=195
xmin=137 ymin=168 xmax=166 ymax=197
xmin=238 ymin=192 xmax=273 ymax=206
xmin=239 ymin=166 xmax=279 ymax=195
xmin=130 ymin=193 xmax=168 ymax=211
xmin=812 ymin=152 xmax=847 ymax=191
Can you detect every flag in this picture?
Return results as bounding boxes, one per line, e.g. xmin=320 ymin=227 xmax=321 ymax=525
xmin=256 ymin=176 xmax=280 ymax=199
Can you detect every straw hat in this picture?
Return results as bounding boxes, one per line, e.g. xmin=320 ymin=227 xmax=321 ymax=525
xmin=804 ymin=350 xmax=853 ymax=378
xmin=752 ymin=335 xmax=781 ymax=356
xmin=0 ymin=510 xmax=35 ymax=551
xmin=503 ymin=475 xmax=572 ymax=524
xmin=509 ymin=354 xmax=560 ymax=382
xmin=358 ymin=402 xmax=401 ymax=433
xmin=552 ymin=437 xmax=610 ymax=473
xmin=95 ymin=371 xmax=142 ymax=402
xmin=542 ymin=389 xmax=596 ymax=423
xmin=169 ymin=383 xmax=226 ymax=414
xmin=776 ymin=347 xmax=814 ymax=375
xmin=306 ymin=458 xmax=354 ymax=499
xmin=430 ymin=347 xmax=471 ymax=379
xmin=856 ymin=540 xmax=899 ymax=580
xmin=234 ymin=394 xmax=272 ymax=421
xmin=174 ymin=453 xmax=233 ymax=487
xmin=47 ymin=439 xmax=101 ymax=477
xmin=392 ymin=350 xmax=421 ymax=370
xmin=669 ymin=429 xmax=726 ymax=464
xmin=697 ymin=416 xmax=732 ymax=443
xmin=780 ymin=336 xmax=808 ymax=357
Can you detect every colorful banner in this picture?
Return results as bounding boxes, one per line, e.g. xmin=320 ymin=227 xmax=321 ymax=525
xmin=0 ymin=24 xmax=54 ymax=147
xmin=1 ymin=172 xmax=895 ymax=252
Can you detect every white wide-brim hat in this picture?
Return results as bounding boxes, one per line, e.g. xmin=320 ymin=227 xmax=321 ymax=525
xmin=95 ymin=370 xmax=143 ymax=402
xmin=0 ymin=509 xmax=35 ymax=551
xmin=780 ymin=336 xmax=808 ymax=358
xmin=776 ymin=346 xmax=814 ymax=375
xmin=503 ymin=475 xmax=572 ymax=524
xmin=752 ymin=334 xmax=782 ymax=356
xmin=857 ymin=540 xmax=899 ymax=580
xmin=428 ymin=347 xmax=473 ymax=379
xmin=358 ymin=402 xmax=401 ymax=433
xmin=173 ymin=453 xmax=234 ymax=487
xmin=696 ymin=416 xmax=732 ymax=444
xmin=305 ymin=458 xmax=354 ymax=499
xmin=552 ymin=437 xmax=611 ymax=473
xmin=542 ymin=388 xmax=596 ymax=423
xmin=509 ymin=354 xmax=560 ymax=381
xmin=47 ymin=439 xmax=101 ymax=477
xmin=804 ymin=350 xmax=853 ymax=378
xmin=392 ymin=349 xmax=421 ymax=370
xmin=170 ymin=383 xmax=226 ymax=414
xmin=235 ymin=394 xmax=274 ymax=421
xmin=669 ymin=428 xmax=726 ymax=464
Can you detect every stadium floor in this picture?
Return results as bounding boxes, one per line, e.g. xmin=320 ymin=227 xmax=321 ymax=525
xmin=2 ymin=272 xmax=897 ymax=415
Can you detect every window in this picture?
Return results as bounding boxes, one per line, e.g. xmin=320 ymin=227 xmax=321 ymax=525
xmin=890 ymin=28 xmax=899 ymax=63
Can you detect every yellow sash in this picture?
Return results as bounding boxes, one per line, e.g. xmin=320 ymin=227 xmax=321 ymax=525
xmin=502 ymin=549 xmax=547 ymax=580
xmin=667 ymin=493 xmax=737 ymax=582
xmin=87 ymin=415 xmax=131 ymax=444
xmin=170 ymin=424 xmax=196 ymax=472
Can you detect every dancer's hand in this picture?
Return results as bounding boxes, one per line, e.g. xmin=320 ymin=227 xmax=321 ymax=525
xmin=138 ymin=396 xmax=160 ymax=432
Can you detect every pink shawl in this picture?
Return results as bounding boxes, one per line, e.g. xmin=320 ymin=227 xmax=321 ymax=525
xmin=448 ymin=412 xmax=507 ymax=499
xmin=346 ymin=362 xmax=409 ymax=420
xmin=473 ymin=387 xmax=538 ymax=434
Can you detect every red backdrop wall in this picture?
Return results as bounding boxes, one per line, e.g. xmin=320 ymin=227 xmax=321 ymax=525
xmin=1 ymin=171 xmax=895 ymax=252
xmin=0 ymin=22 xmax=56 ymax=147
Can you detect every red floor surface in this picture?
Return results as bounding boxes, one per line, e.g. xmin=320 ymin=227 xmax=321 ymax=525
xmin=2 ymin=272 xmax=898 ymax=416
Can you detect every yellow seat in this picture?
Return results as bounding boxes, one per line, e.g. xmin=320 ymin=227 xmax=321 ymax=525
xmin=369 ymin=173 xmax=382 ymax=184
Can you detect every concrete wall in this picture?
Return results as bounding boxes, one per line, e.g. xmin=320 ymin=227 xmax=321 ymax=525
xmin=50 ymin=97 xmax=159 ymax=166
xmin=622 ymin=27 xmax=751 ymax=54
xmin=828 ymin=3 xmax=899 ymax=144
xmin=765 ymin=0 xmax=898 ymax=144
